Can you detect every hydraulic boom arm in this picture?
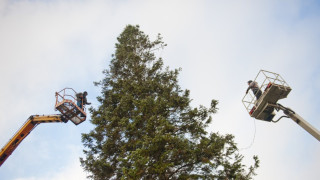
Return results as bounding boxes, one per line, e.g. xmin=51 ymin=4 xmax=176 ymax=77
xmin=0 ymin=88 xmax=88 ymax=167
xmin=0 ymin=115 xmax=65 ymax=167
xmin=271 ymin=104 xmax=320 ymax=142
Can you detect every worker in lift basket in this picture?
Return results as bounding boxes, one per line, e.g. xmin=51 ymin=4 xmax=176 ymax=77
xmin=246 ymin=80 xmax=262 ymax=100
xmin=76 ymin=91 xmax=91 ymax=109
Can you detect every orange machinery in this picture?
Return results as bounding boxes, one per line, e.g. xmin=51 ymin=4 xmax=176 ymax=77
xmin=0 ymin=88 xmax=87 ymax=167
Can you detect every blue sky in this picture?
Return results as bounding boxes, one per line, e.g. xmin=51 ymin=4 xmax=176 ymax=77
xmin=0 ymin=0 xmax=319 ymax=179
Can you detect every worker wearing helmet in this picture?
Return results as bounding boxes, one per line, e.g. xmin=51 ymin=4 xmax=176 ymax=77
xmin=246 ymin=80 xmax=262 ymax=100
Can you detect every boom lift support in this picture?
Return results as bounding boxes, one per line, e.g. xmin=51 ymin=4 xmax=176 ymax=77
xmin=242 ymin=70 xmax=320 ymax=142
xmin=0 ymin=88 xmax=87 ymax=167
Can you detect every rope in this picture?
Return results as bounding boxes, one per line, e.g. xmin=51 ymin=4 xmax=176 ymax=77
xmin=239 ymin=117 xmax=256 ymax=151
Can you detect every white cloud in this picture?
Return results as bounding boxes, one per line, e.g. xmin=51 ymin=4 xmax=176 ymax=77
xmin=14 ymin=145 xmax=87 ymax=180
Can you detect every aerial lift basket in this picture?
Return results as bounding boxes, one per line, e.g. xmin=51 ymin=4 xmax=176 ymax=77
xmin=55 ymin=88 xmax=86 ymax=125
xmin=242 ymin=70 xmax=292 ymax=121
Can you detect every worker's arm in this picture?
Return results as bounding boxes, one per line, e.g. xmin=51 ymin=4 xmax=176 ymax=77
xmin=246 ymin=85 xmax=252 ymax=94
xmin=83 ymin=97 xmax=91 ymax=105
xmin=246 ymin=82 xmax=258 ymax=94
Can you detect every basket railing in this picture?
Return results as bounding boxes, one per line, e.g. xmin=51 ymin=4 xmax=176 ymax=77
xmin=242 ymin=70 xmax=290 ymax=113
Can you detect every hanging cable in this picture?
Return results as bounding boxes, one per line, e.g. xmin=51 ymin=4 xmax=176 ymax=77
xmin=277 ymin=103 xmax=295 ymax=114
xmin=271 ymin=103 xmax=295 ymax=123
xmin=239 ymin=117 xmax=256 ymax=151
xmin=272 ymin=115 xmax=289 ymax=123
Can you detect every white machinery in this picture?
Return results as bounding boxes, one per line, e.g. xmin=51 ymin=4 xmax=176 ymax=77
xmin=242 ymin=70 xmax=320 ymax=142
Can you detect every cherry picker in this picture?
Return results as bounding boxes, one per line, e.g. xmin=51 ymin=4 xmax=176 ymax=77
xmin=0 ymin=88 xmax=88 ymax=167
xmin=242 ymin=70 xmax=320 ymax=142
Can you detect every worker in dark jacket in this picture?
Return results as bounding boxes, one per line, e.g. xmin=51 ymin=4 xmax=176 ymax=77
xmin=76 ymin=91 xmax=91 ymax=109
xmin=246 ymin=80 xmax=262 ymax=100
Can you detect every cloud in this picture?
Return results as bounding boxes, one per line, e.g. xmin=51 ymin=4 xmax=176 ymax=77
xmin=0 ymin=0 xmax=319 ymax=180
xmin=14 ymin=145 xmax=87 ymax=180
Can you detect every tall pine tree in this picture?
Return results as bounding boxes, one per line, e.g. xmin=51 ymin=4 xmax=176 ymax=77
xmin=81 ymin=25 xmax=259 ymax=180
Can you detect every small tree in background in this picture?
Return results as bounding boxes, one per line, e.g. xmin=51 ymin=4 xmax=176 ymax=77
xmin=80 ymin=25 xmax=259 ymax=180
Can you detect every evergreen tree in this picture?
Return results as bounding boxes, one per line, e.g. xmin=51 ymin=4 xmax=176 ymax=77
xmin=80 ymin=25 xmax=259 ymax=180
